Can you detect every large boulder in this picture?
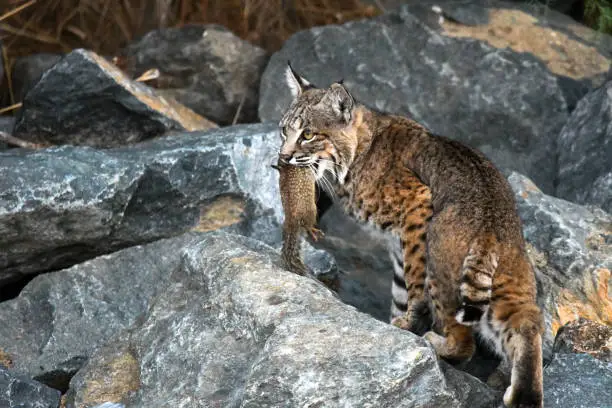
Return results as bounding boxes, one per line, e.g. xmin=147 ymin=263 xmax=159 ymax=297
xmin=556 ymin=80 xmax=612 ymax=213
xmin=0 ymin=124 xmax=283 ymax=285
xmin=0 ymin=366 xmax=61 ymax=408
xmin=509 ymin=172 xmax=612 ymax=357
xmin=0 ymin=223 xmax=325 ymax=393
xmin=259 ymin=1 xmax=611 ymax=193
xmin=543 ymin=353 xmax=612 ymax=408
xmin=0 ymin=233 xmax=204 ymax=390
xmin=63 ymin=232 xmax=499 ymax=408
xmin=121 ymin=25 xmax=269 ymax=125
xmin=13 ymin=49 xmax=216 ymax=148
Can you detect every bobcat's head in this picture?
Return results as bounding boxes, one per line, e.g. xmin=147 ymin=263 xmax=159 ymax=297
xmin=278 ymin=64 xmax=362 ymax=184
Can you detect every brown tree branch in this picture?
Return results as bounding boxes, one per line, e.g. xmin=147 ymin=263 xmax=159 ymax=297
xmin=0 ymin=131 xmax=46 ymax=149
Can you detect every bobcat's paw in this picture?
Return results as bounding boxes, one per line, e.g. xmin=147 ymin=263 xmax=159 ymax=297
xmin=503 ymin=385 xmax=543 ymax=408
xmin=391 ymin=315 xmax=412 ymax=330
xmin=503 ymin=385 xmax=515 ymax=407
xmin=423 ymin=331 xmax=446 ymax=354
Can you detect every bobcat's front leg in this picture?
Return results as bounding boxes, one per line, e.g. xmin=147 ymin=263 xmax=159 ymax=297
xmin=391 ymin=220 xmax=431 ymax=335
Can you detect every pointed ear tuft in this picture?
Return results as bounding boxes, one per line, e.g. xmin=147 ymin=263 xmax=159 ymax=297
xmin=285 ymin=61 xmax=311 ymax=99
xmin=329 ymin=82 xmax=355 ymax=124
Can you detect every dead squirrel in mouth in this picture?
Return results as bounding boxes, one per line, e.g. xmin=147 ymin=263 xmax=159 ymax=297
xmin=273 ymin=160 xmax=323 ymax=276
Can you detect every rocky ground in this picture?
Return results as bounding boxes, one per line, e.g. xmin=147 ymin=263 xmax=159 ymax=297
xmin=0 ymin=1 xmax=611 ymax=407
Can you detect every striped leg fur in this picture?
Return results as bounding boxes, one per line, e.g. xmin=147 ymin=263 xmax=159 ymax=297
xmin=389 ymin=237 xmax=430 ymax=335
xmin=424 ymin=274 xmax=476 ymax=363
xmin=455 ymin=236 xmax=499 ymax=326
xmin=389 ymin=239 xmax=409 ymax=320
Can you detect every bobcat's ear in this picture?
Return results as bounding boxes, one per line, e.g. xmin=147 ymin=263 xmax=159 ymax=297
xmin=285 ymin=61 xmax=311 ymax=99
xmin=329 ymin=82 xmax=355 ymax=124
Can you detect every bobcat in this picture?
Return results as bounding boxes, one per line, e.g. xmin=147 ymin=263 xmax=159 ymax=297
xmin=277 ymin=64 xmax=544 ymax=408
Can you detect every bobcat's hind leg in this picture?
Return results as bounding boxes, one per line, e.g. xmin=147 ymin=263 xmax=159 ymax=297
xmin=502 ymin=330 xmax=543 ymax=408
xmin=424 ymin=275 xmax=476 ymax=363
xmin=495 ymin=306 xmax=544 ymax=408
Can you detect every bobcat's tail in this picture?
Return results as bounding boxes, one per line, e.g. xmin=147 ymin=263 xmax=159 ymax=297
xmin=455 ymin=235 xmax=499 ymax=325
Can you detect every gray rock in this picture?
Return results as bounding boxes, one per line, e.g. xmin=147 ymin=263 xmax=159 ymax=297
xmin=13 ymin=49 xmax=216 ymax=148
xmin=64 ymin=232 xmax=499 ymax=408
xmin=543 ymin=353 xmax=612 ymax=408
xmin=0 ymin=225 xmax=334 ymax=392
xmin=122 ymin=25 xmax=268 ymax=125
xmin=0 ymin=233 xmax=205 ymax=390
xmin=557 ymin=80 xmax=612 ymax=213
xmin=302 ymin=240 xmax=339 ymax=279
xmin=0 ymin=123 xmax=283 ymax=285
xmin=508 ymin=173 xmax=612 ymax=358
xmin=259 ymin=1 xmax=612 ymax=193
xmin=0 ymin=366 xmax=61 ymax=408
xmin=0 ymin=118 xmax=337 ymax=385
xmin=11 ymin=53 xmax=62 ymax=102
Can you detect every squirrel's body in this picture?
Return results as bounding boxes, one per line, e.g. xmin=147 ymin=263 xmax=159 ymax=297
xmin=277 ymin=160 xmax=321 ymax=276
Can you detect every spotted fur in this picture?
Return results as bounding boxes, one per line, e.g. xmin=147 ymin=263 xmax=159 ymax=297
xmin=277 ymin=65 xmax=544 ymax=408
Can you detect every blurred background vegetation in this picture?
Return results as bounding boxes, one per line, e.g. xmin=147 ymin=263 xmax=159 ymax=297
xmin=0 ymin=0 xmax=610 ymax=109
xmin=0 ymin=0 xmax=377 ymax=65
xmin=0 ymin=0 xmax=379 ymax=110
xmin=584 ymin=0 xmax=612 ymax=33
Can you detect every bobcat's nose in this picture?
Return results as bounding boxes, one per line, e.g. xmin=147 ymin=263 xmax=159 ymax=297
xmin=279 ymin=153 xmax=292 ymax=164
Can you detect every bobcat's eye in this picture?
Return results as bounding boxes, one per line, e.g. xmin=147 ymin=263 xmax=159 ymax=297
xmin=302 ymin=128 xmax=314 ymax=140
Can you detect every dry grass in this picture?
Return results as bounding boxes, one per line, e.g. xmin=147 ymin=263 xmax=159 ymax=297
xmin=0 ymin=0 xmax=379 ymax=106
